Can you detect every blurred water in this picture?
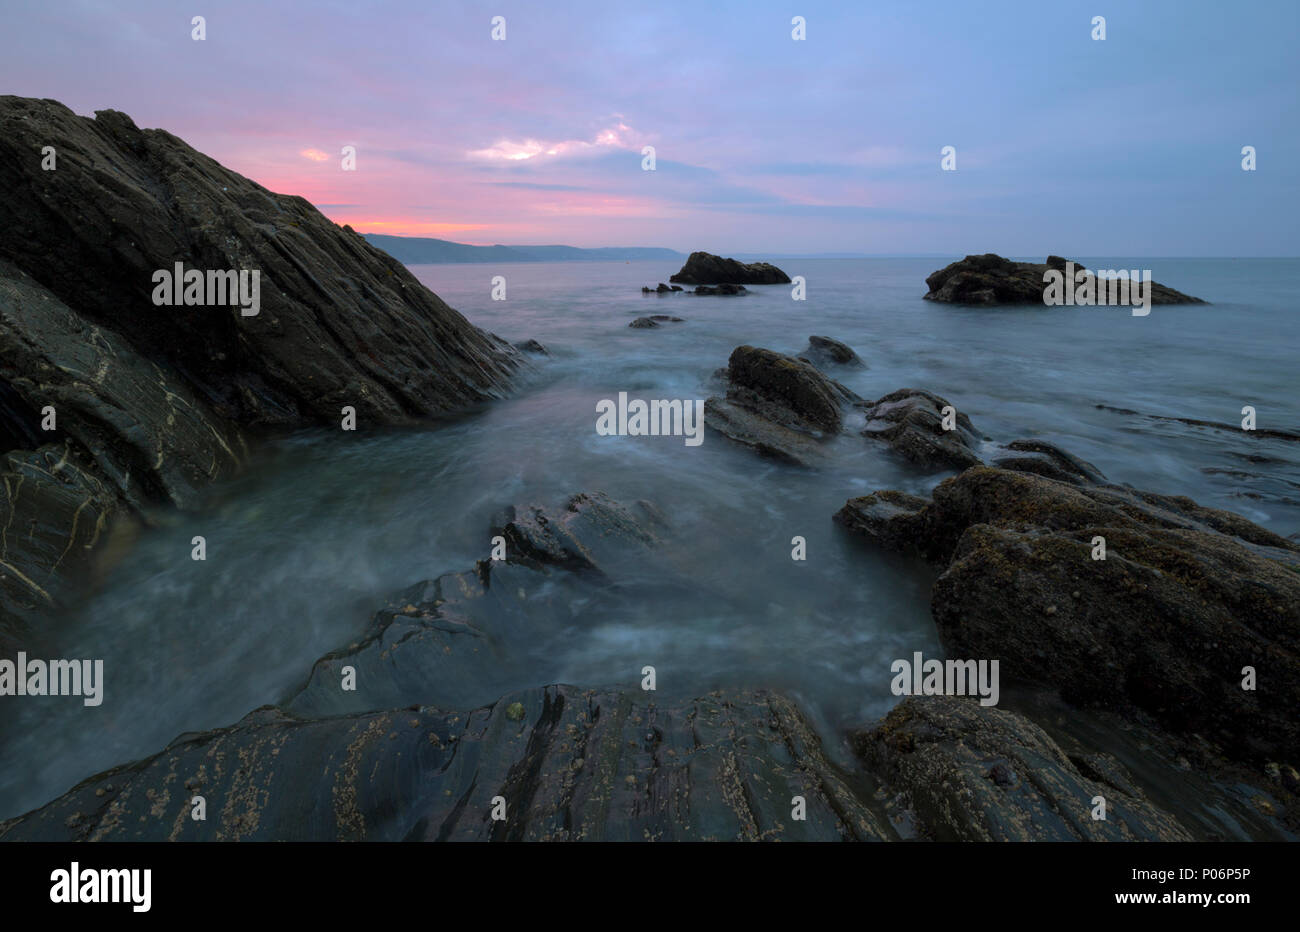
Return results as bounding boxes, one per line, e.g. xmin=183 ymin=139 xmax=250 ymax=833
xmin=2 ymin=256 xmax=1297 ymax=819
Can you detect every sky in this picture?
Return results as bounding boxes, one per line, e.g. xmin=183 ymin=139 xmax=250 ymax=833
xmin=1 ymin=0 xmax=1297 ymax=255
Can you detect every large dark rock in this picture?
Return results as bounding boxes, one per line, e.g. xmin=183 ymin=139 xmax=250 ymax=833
xmin=853 ymin=696 xmax=1193 ymax=841
xmin=0 ymin=96 xmax=520 ymax=429
xmin=837 ymin=466 xmax=1300 ymax=766
xmin=669 ymin=252 xmax=791 ymax=285
xmin=0 ymin=96 xmax=522 ymax=643
xmin=0 ymin=686 xmax=890 ymax=842
xmin=705 ymin=346 xmax=861 ymax=466
xmin=924 ymin=254 xmax=1205 ymax=305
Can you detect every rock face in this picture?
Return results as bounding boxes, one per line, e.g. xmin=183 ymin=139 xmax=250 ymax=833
xmin=704 ymin=346 xmax=861 ymax=466
xmin=837 ymin=466 xmax=1300 ymax=765
xmin=0 ymin=686 xmax=889 ymax=842
xmin=854 ymin=696 xmax=1193 ymax=841
xmin=924 ymin=254 xmax=1205 ymax=305
xmin=0 ymin=96 xmax=521 ymax=646
xmin=669 ymin=252 xmax=791 ymax=285
xmin=0 ymin=97 xmax=519 ymax=429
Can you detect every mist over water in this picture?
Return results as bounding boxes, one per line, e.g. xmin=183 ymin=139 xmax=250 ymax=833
xmin=3 ymin=257 xmax=1297 ymax=820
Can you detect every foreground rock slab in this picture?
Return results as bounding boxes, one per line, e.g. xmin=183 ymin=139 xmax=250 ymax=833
xmin=1 ymin=686 xmax=889 ymax=842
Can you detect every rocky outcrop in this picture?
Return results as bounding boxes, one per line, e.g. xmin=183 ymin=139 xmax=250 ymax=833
xmin=0 ymin=97 xmax=521 ymax=429
xmin=705 ymin=346 xmax=861 ymax=466
xmin=640 ymin=283 xmax=682 ymax=293
xmin=854 ymin=696 xmax=1193 ymax=841
xmin=0 ymin=96 xmax=522 ymax=644
xmin=799 ymin=335 xmax=864 ymax=369
xmin=924 ymin=254 xmax=1205 ymax=305
xmin=669 ymin=252 xmax=791 ymax=286
xmin=837 ymin=466 xmax=1300 ymax=766
xmin=0 ymin=685 xmax=889 ymax=842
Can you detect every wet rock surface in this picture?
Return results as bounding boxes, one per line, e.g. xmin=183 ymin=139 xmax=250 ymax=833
xmin=0 ymin=685 xmax=889 ymax=842
xmin=854 ymin=696 xmax=1194 ymax=841
xmin=837 ymin=466 xmax=1300 ymax=768
xmin=704 ymin=345 xmax=861 ymax=466
xmin=860 ymin=388 xmax=985 ymax=470
xmin=924 ymin=254 xmax=1206 ymax=305
xmin=669 ymin=252 xmax=791 ymax=285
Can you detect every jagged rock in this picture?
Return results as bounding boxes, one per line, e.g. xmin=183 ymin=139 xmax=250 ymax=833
xmin=860 ymin=388 xmax=984 ymax=470
xmin=669 ymin=252 xmax=790 ymax=285
xmin=798 ymin=335 xmax=864 ymax=369
xmin=1 ymin=686 xmax=890 ymax=842
xmin=694 ymin=283 xmax=748 ymax=295
xmin=705 ymin=346 xmax=861 ymax=466
xmin=491 ymin=492 xmax=667 ymax=575
xmin=924 ymin=254 xmax=1205 ymax=305
xmin=0 ymin=96 xmax=520 ymax=429
xmin=285 ymin=492 xmax=671 ymax=716
xmin=838 ymin=466 xmax=1300 ymax=764
xmin=853 ymin=696 xmax=1193 ymax=841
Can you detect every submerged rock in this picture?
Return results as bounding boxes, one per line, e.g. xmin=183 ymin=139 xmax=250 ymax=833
xmin=285 ymin=492 xmax=671 ymax=716
xmin=669 ymin=252 xmax=791 ymax=285
xmin=514 ymin=338 xmax=550 ymax=356
xmin=860 ymin=388 xmax=984 ymax=471
xmin=628 ymin=315 xmax=684 ymax=328
xmin=924 ymin=254 xmax=1205 ymax=305
xmin=854 ymin=696 xmax=1193 ymax=841
xmin=798 ymin=335 xmax=865 ymax=369
xmin=694 ymin=283 xmax=748 ymax=296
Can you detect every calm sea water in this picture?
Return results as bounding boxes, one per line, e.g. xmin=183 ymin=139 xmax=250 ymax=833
xmin=3 ymin=257 xmax=1297 ymax=820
